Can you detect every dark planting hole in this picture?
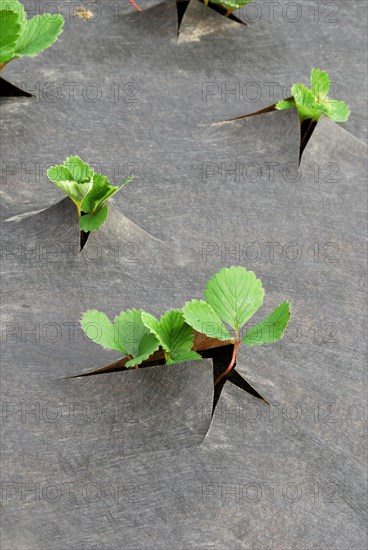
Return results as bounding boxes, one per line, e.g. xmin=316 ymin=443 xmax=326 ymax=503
xmin=200 ymin=344 xmax=266 ymax=410
xmin=177 ymin=0 xmax=190 ymax=31
xmin=224 ymin=100 xmax=317 ymax=162
xmin=229 ymin=104 xmax=280 ymax=121
xmin=0 ymin=77 xmax=33 ymax=98
xmin=176 ymin=0 xmax=245 ymax=34
xmin=80 ymin=212 xmax=90 ymax=250
xmin=80 ymin=230 xmax=90 ymax=251
xmin=300 ymin=118 xmax=318 ymax=160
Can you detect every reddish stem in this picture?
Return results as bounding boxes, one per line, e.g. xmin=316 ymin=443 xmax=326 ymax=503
xmin=128 ymin=0 xmax=141 ymax=11
xmin=214 ymin=339 xmax=239 ymax=385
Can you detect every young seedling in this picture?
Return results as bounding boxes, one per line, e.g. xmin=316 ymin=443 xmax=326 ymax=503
xmin=182 ymin=266 xmax=290 ymax=385
xmin=47 ymin=156 xmax=133 ymax=235
xmin=81 ymin=308 xmax=201 ymax=368
xmin=203 ymin=0 xmax=253 ymax=17
xmin=275 ymin=68 xmax=350 ymax=124
xmin=141 ymin=309 xmax=202 ymax=364
xmin=81 ymin=309 xmax=160 ymax=368
xmin=0 ymin=0 xmax=64 ymax=74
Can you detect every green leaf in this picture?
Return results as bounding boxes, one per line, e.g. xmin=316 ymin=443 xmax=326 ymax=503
xmin=140 ymin=312 xmax=160 ymax=340
xmin=79 ymin=204 xmax=109 ymax=232
xmin=0 ymin=0 xmax=26 ymax=27
xmin=114 ymin=309 xmax=157 ymax=359
xmin=81 ymin=174 xmax=133 ymax=213
xmin=125 ymin=333 xmax=160 ymax=368
xmin=284 ymin=71 xmax=350 ymax=124
xmin=14 ymin=14 xmax=64 ymax=58
xmin=63 ymin=156 xmax=93 ymax=184
xmin=0 ymin=11 xmax=21 ymax=63
xmin=142 ymin=309 xmax=201 ymax=364
xmin=243 ymin=301 xmax=291 ymax=346
xmin=292 ymin=83 xmax=314 ymax=105
xmin=96 ymin=175 xmax=134 ymax=209
xmin=47 ymin=164 xmax=73 ymax=183
xmin=48 ymin=161 xmax=95 ymax=213
xmin=52 ymin=179 xmax=93 ymax=210
xmin=310 ymin=68 xmax=330 ymax=100
xmin=165 ymin=350 xmax=203 ymax=365
xmin=80 ymin=310 xmax=126 ymax=353
xmin=323 ymin=99 xmax=350 ymax=122
xmin=291 ymin=83 xmax=322 ymax=121
xmin=182 ymin=299 xmax=231 ymax=341
xmin=104 ymin=175 xmax=134 ymax=199
xmin=204 ymin=266 xmax=264 ymax=332
xmin=275 ymin=99 xmax=295 ymax=111
xmin=80 ymin=174 xmax=111 ymax=213
xmin=80 ymin=308 xmax=159 ymax=366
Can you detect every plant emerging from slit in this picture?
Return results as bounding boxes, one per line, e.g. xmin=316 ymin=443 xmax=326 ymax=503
xmin=81 ymin=309 xmax=201 ymax=367
xmin=182 ymin=266 xmax=290 ymax=384
xmin=47 ymin=156 xmax=133 ymax=233
xmin=0 ymin=0 xmax=64 ymax=74
xmin=276 ymin=68 xmax=350 ymax=123
xmin=81 ymin=267 xmax=290 ymax=385
xmin=203 ymin=0 xmax=253 ymax=17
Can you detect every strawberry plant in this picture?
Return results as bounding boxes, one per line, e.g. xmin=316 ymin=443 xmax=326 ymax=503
xmin=275 ymin=68 xmax=350 ymax=123
xmin=81 ymin=309 xmax=201 ymax=367
xmin=204 ymin=0 xmax=253 ymax=17
xmin=47 ymin=156 xmax=133 ymax=234
xmin=80 ymin=267 xmax=290 ymax=386
xmin=0 ymin=0 xmax=64 ymax=74
xmin=182 ymin=266 xmax=290 ymax=384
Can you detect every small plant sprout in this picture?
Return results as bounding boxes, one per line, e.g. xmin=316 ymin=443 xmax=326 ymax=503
xmin=203 ymin=0 xmax=253 ymax=17
xmin=47 ymin=156 xmax=133 ymax=234
xmin=182 ymin=266 xmax=290 ymax=385
xmin=81 ymin=309 xmax=160 ymax=368
xmin=0 ymin=0 xmax=64 ymax=74
xmin=276 ymin=68 xmax=350 ymax=123
xmin=141 ymin=310 xmax=202 ymax=364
